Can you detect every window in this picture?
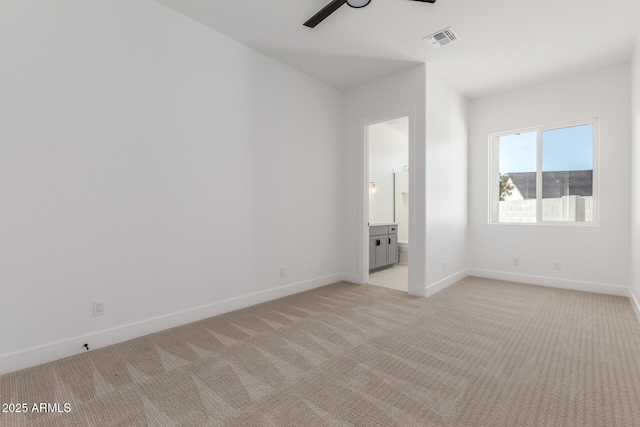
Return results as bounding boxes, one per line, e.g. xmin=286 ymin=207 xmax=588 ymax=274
xmin=489 ymin=119 xmax=598 ymax=224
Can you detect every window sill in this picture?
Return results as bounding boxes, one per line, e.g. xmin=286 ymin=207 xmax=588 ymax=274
xmin=488 ymin=221 xmax=599 ymax=227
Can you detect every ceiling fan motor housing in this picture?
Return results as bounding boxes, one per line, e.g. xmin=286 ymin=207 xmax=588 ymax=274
xmin=346 ymin=0 xmax=371 ymax=8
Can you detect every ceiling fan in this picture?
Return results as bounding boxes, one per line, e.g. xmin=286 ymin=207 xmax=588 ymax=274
xmin=304 ymin=0 xmax=436 ymax=28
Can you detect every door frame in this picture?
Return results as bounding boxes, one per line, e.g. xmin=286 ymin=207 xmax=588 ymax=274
xmin=359 ymin=106 xmax=416 ymax=289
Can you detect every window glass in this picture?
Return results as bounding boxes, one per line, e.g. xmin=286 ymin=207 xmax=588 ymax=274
xmin=492 ymin=131 xmax=537 ymax=223
xmin=489 ymin=120 xmax=596 ymax=225
xmin=541 ymin=124 xmax=594 ymax=222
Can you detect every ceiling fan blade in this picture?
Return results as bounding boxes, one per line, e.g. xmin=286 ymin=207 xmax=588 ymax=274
xmin=304 ymin=0 xmax=348 ymax=28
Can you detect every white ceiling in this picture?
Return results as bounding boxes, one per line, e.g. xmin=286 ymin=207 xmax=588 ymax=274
xmin=154 ymin=0 xmax=640 ymax=99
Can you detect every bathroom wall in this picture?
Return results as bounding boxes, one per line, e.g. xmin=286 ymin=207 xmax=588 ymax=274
xmin=394 ymin=171 xmax=409 ymax=243
xmin=368 ymin=121 xmax=409 ymax=228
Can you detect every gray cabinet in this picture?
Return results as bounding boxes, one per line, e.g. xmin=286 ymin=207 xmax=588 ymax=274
xmin=369 ymin=224 xmax=398 ymax=271
xmin=388 ymin=234 xmax=398 ymax=264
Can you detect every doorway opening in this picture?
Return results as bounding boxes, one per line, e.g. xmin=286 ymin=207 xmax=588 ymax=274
xmin=366 ymin=116 xmax=409 ymax=292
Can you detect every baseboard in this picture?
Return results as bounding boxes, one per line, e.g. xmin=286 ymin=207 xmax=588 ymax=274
xmin=0 ymin=273 xmax=350 ymax=376
xmin=629 ymin=288 xmax=640 ymax=325
xmin=409 ymin=269 xmax=468 ymax=298
xmin=468 ymin=269 xmax=629 ymax=297
xmin=341 ymin=272 xmax=361 ymax=284
xmin=425 ymin=269 xmax=469 ymax=297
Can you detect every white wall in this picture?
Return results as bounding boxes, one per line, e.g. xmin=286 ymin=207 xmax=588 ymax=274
xmin=343 ymin=65 xmax=427 ymax=294
xmin=424 ymin=69 xmax=469 ymax=296
xmin=368 ymin=124 xmax=408 ymax=224
xmin=0 ymin=0 xmax=344 ymax=374
xmin=631 ymin=29 xmax=640 ymax=320
xmin=468 ymin=65 xmax=632 ymax=295
xmin=343 ymin=66 xmax=469 ymax=297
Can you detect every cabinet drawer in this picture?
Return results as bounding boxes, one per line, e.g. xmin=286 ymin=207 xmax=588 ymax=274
xmin=388 ymin=225 xmax=398 ymax=234
xmin=369 ymin=225 xmax=388 ymax=237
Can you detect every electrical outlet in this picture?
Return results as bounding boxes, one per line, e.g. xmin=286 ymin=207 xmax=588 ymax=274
xmin=513 ymin=257 xmax=519 ymax=266
xmin=554 ymin=261 xmax=561 ymax=271
xmin=93 ymin=300 xmax=104 ymax=316
xmin=280 ymin=267 xmax=285 ymax=277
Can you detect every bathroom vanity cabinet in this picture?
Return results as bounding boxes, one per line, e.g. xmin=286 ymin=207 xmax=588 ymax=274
xmin=369 ymin=224 xmax=398 ymax=271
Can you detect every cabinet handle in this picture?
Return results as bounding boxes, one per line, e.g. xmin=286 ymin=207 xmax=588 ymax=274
xmin=389 ymin=238 xmax=391 ymax=244
xmin=376 ymin=239 xmax=380 ymax=246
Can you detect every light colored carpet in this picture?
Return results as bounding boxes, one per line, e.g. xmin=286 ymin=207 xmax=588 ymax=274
xmin=1 ymin=277 xmax=640 ymax=426
xmin=368 ymin=264 xmax=408 ymax=292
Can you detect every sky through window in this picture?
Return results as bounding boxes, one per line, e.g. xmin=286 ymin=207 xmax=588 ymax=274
xmin=498 ymin=124 xmax=593 ymax=173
